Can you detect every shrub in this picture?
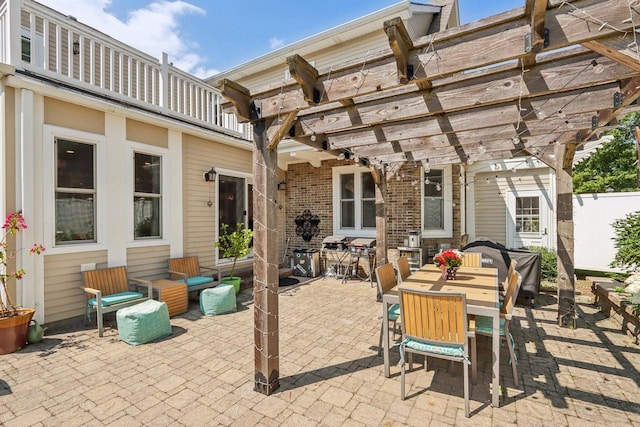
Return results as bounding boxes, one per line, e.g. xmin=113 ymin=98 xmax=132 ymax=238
xmin=610 ymin=211 xmax=640 ymax=272
xmin=525 ymin=246 xmax=557 ymax=281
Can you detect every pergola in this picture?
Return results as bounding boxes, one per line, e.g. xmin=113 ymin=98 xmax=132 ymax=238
xmin=218 ymin=0 xmax=640 ymax=394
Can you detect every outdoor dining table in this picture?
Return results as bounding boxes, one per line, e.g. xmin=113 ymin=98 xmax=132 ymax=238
xmin=382 ymin=264 xmax=501 ymax=407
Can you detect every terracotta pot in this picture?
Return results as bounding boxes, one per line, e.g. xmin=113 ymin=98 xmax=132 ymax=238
xmin=0 ymin=308 xmax=35 ymax=354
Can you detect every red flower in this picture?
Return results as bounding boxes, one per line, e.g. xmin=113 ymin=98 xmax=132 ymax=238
xmin=433 ymin=249 xmax=463 ymax=268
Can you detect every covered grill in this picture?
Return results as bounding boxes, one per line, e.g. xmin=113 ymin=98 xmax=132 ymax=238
xmin=462 ymin=240 xmax=542 ymax=302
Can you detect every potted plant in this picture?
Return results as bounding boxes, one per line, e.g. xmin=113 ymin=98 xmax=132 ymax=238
xmin=215 ymin=223 xmax=253 ymax=294
xmin=0 ymin=212 xmax=45 ymax=354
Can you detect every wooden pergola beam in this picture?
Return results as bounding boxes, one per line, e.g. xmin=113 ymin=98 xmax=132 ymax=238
xmin=384 ymin=17 xmax=416 ymax=85
xmin=583 ymin=34 xmax=640 ymax=73
xmin=244 ymin=0 xmax=637 ymax=120
xmin=287 ymin=55 xmax=320 ymax=104
xmin=217 ymin=79 xmax=254 ymax=123
xmin=292 ymin=54 xmax=635 ymax=138
xmin=522 ymin=0 xmax=549 ymax=67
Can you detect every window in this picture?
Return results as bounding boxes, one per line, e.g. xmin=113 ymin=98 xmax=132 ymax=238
xmin=134 ymin=152 xmax=162 ymax=239
xmin=422 ymin=165 xmax=452 ymax=238
xmin=515 ymin=196 xmax=540 ymax=233
xmin=333 ymin=166 xmax=376 ymax=236
xmin=55 ymin=139 xmax=96 ymax=244
xmin=21 ymin=35 xmax=31 ymax=62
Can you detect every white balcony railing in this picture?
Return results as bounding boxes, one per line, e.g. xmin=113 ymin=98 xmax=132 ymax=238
xmin=0 ymin=0 xmax=251 ymax=140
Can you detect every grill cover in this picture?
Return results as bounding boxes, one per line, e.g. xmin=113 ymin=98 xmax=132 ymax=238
xmin=462 ymin=240 xmax=542 ymax=300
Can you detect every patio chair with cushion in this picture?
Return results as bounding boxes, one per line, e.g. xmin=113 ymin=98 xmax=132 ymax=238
xmin=475 ymin=270 xmax=522 ymax=385
xmin=395 ymin=257 xmax=412 ymax=283
xmin=80 ymin=266 xmax=153 ymax=337
xmin=398 ymin=287 xmax=476 ymax=418
xmin=376 ymin=263 xmax=399 ymax=355
xmin=168 ymin=256 xmax=219 ymax=292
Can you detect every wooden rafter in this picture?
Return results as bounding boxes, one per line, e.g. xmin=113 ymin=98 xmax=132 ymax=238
xmin=287 ymin=55 xmax=320 ymax=104
xmin=384 ymin=17 xmax=416 ymax=85
xmin=522 ymin=0 xmax=549 ymax=67
xmin=217 ymin=79 xmax=254 ymax=122
xmin=582 ymin=34 xmax=640 ymax=73
xmin=232 ymin=0 xmax=636 ymax=121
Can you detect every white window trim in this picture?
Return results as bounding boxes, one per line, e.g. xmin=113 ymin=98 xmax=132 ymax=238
xmin=332 ymin=165 xmax=376 ymax=238
xmin=128 ymin=141 xmax=169 ymax=246
xmin=506 ymin=190 xmax=546 ymax=245
xmin=421 ymin=164 xmax=453 ymax=238
xmin=43 ymin=125 xmax=107 ymax=254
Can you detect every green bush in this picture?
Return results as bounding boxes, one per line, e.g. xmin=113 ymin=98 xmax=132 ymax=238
xmin=610 ymin=211 xmax=640 ymax=272
xmin=525 ymin=246 xmax=557 ymax=281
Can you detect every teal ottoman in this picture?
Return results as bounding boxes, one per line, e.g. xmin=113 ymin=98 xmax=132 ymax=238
xmin=116 ymin=300 xmax=172 ymax=345
xmin=200 ymin=284 xmax=237 ymax=316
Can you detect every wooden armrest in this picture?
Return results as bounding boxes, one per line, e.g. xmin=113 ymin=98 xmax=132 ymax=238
xmin=130 ymin=277 xmax=153 ymax=298
xmin=79 ymin=286 xmax=101 ymax=296
xmin=199 ymin=265 xmax=220 ymax=277
xmin=167 ymin=270 xmax=188 ymax=280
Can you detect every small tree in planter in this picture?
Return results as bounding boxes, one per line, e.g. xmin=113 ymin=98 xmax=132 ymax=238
xmin=1 ymin=212 xmax=45 ymax=354
xmin=215 ymin=223 xmax=253 ymax=294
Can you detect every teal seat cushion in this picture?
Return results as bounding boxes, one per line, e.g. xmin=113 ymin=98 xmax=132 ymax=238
xmin=475 ymin=315 xmax=506 ymax=335
xmin=176 ymin=276 xmax=214 ymax=287
xmin=402 ymin=338 xmax=466 ymax=358
xmin=200 ymin=284 xmax=237 ymax=316
xmin=388 ymin=303 xmax=401 ymax=321
xmin=116 ymin=300 xmax=172 ymax=346
xmin=88 ymin=291 xmax=143 ymax=308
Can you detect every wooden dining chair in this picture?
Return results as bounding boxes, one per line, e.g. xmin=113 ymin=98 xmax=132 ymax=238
xmin=376 ymin=263 xmax=399 ymax=355
xmin=395 ymin=257 xmax=412 ymax=283
xmin=461 ymin=251 xmax=482 ymax=267
xmin=398 ymin=287 xmax=475 ymax=418
xmin=476 ymin=270 xmax=522 ymax=385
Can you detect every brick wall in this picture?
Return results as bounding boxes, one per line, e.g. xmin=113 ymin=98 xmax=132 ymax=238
xmin=282 ymin=159 xmax=463 ymax=264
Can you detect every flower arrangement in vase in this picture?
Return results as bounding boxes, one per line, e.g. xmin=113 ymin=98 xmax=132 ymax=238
xmin=433 ymin=249 xmax=464 ymax=280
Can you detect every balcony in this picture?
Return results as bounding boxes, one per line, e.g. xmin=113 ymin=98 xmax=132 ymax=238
xmin=0 ymin=0 xmax=251 ymax=139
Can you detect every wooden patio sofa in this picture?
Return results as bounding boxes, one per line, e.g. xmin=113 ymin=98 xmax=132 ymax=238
xmin=80 ymin=266 xmax=153 ymax=337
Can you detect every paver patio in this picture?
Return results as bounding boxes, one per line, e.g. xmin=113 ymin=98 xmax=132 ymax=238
xmin=2 ymin=277 xmax=639 ymax=426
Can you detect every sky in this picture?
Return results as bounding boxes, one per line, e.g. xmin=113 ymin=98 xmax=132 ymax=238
xmin=36 ymin=0 xmax=524 ymax=78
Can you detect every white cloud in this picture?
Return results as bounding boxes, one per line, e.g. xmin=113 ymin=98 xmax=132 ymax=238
xmin=269 ymin=37 xmax=284 ymax=50
xmin=37 ymin=0 xmax=214 ymax=77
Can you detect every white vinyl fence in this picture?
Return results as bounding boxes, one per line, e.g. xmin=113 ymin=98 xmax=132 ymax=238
xmin=573 ymin=192 xmax=640 ymax=272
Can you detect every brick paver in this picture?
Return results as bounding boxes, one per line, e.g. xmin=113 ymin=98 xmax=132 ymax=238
xmin=2 ymin=278 xmax=639 ymax=426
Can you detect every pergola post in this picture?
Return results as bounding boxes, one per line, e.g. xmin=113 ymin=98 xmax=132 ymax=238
xmin=252 ymin=118 xmax=280 ymax=394
xmin=373 ymin=168 xmax=387 ymax=266
xmin=555 ymin=142 xmax=577 ymax=327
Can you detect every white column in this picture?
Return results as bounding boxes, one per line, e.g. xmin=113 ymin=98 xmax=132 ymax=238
xmin=167 ymin=129 xmax=183 ymax=257
xmin=16 ymin=88 xmax=39 ymax=314
xmin=7 ymin=0 xmax=22 ymax=67
xmin=0 ymin=79 xmax=7 ymax=308
xmin=105 ymin=113 xmax=128 ymax=266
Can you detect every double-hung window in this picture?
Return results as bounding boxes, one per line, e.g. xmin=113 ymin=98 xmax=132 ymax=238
xmin=422 ymin=165 xmax=453 ymax=238
xmin=333 ymin=165 xmax=376 ymax=236
xmin=55 ymin=139 xmax=96 ymax=244
xmin=133 ymin=152 xmax=162 ymax=239
xmin=515 ymin=196 xmax=540 ymax=233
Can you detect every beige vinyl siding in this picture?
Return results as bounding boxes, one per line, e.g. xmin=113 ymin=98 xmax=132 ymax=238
xmin=43 ymin=250 xmax=107 ymax=324
xmin=182 ymin=133 xmax=252 ymax=268
xmin=44 ymin=97 xmax=105 ymax=134
xmin=126 ymin=119 xmax=168 ymax=148
xmin=234 ymin=31 xmax=390 ymax=91
xmin=127 ymin=245 xmax=170 ymax=281
xmin=474 ymin=168 xmax=550 ymax=245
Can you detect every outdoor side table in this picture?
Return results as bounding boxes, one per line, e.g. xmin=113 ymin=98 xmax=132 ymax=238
xmin=150 ymin=279 xmax=188 ymax=317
